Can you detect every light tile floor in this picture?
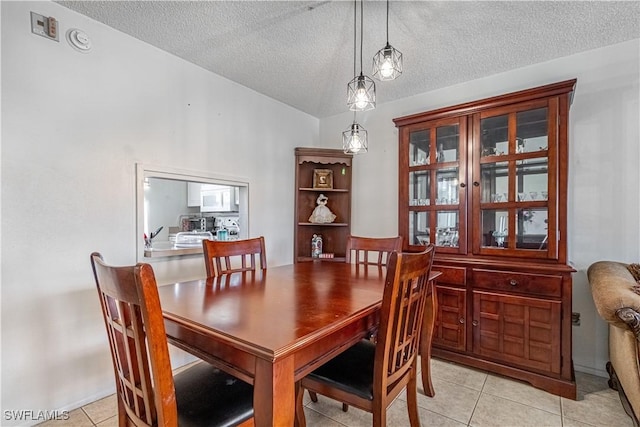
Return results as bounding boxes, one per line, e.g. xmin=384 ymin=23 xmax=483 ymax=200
xmin=39 ymin=358 xmax=634 ymax=427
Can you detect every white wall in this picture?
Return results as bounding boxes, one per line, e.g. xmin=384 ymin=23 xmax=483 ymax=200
xmin=319 ymin=39 xmax=640 ymax=377
xmin=1 ymin=1 xmax=318 ymax=423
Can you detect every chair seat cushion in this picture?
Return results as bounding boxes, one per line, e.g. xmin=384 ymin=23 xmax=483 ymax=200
xmin=174 ymin=361 xmax=254 ymax=427
xmin=306 ymin=339 xmax=375 ymax=401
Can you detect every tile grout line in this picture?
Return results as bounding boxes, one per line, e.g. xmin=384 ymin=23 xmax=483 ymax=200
xmin=466 ymin=371 xmax=490 ymax=426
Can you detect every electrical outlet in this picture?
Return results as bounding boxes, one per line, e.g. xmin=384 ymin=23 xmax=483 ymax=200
xmin=571 ymin=312 xmax=581 ymax=326
xmin=31 ymin=12 xmax=59 ymax=42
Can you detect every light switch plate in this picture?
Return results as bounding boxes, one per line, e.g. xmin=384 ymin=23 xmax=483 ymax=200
xmin=31 ymin=11 xmax=59 ymax=42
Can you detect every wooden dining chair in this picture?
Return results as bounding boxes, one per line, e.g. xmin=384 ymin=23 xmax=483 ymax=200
xmin=90 ymin=253 xmax=254 ymax=427
xmin=296 ymin=245 xmax=436 ymax=427
xmin=345 ymin=235 xmax=403 ymax=266
xmin=202 ymin=236 xmax=267 ymax=277
xmin=308 ymin=234 xmax=404 ymax=410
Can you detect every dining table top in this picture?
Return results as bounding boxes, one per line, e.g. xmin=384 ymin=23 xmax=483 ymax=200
xmin=157 ymin=261 xmax=389 ymax=361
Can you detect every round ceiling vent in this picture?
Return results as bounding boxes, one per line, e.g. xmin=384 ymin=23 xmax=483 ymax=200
xmin=66 ymin=28 xmax=92 ymax=53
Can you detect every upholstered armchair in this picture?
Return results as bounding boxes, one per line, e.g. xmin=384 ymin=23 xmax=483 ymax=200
xmin=588 ymin=261 xmax=640 ymax=427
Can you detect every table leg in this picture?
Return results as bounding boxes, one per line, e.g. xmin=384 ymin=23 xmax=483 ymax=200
xmin=253 ymin=355 xmax=295 ymax=427
xmin=420 ymin=280 xmax=438 ymax=397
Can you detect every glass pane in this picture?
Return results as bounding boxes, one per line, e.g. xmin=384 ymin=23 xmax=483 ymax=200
xmin=436 ymin=211 xmax=459 ymax=247
xmin=436 ymin=167 xmax=459 ymax=205
xmin=409 ymin=129 xmax=430 ymax=166
xmin=516 ymin=158 xmax=548 ymax=200
xmin=409 ymin=211 xmax=430 ymax=245
xmin=516 ymin=108 xmax=548 ymax=153
xmin=480 ymin=161 xmax=508 ymax=203
xmin=409 ymin=171 xmax=430 ymax=206
xmin=481 ymin=209 xmax=508 ymax=248
xmin=436 ymin=124 xmax=459 ymax=162
xmin=516 ymin=208 xmax=548 ymax=249
xmin=481 ymin=115 xmax=508 ymax=157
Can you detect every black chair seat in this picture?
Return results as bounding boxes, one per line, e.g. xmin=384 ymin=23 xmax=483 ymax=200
xmin=175 ymin=362 xmax=254 ymax=427
xmin=307 ymin=340 xmax=376 ymax=401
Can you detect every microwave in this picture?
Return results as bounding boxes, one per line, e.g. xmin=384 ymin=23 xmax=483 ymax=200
xmin=201 ymin=186 xmax=238 ymax=212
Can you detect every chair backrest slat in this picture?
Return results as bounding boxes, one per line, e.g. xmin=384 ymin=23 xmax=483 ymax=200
xmin=203 ymin=237 xmax=267 ymax=277
xmin=346 ymin=235 xmax=403 ymax=266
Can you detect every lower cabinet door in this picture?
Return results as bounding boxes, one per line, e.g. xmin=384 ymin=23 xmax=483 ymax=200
xmin=472 ymin=291 xmax=561 ymax=374
xmin=434 ymin=285 xmax=467 ymax=351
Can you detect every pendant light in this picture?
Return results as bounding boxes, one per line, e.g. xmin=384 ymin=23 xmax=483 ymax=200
xmin=372 ymin=0 xmax=403 ymax=81
xmin=343 ymin=113 xmax=368 ymax=154
xmin=347 ymin=0 xmax=375 ymax=111
xmin=343 ymin=0 xmax=369 ymax=154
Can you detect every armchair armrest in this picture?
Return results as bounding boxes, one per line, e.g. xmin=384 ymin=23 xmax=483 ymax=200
xmin=616 ymin=307 xmax=640 ymax=341
xmin=588 ymin=261 xmax=640 ymax=340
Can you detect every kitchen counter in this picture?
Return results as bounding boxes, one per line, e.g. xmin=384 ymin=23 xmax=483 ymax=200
xmin=143 ymin=241 xmax=203 ymax=258
xmin=143 ymin=234 xmax=240 ymax=258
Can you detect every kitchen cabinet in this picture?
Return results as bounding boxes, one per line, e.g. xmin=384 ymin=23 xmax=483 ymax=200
xmin=393 ymin=80 xmax=577 ymax=398
xmin=294 ymin=147 xmax=352 ymax=262
xmin=187 ymin=182 xmax=201 ymax=207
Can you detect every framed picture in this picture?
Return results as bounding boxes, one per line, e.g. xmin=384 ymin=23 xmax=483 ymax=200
xmin=313 ymin=169 xmax=333 ymax=189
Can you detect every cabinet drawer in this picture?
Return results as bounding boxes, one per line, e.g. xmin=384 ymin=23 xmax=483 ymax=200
xmin=433 ymin=265 xmax=466 ymax=286
xmin=473 ymin=269 xmax=562 ymax=298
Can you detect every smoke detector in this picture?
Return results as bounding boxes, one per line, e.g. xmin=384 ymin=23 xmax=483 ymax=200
xmin=66 ymin=28 xmax=92 ymax=53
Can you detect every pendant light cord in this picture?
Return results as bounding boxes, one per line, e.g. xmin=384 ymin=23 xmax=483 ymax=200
xmin=353 ymin=0 xmax=357 ymax=78
xmin=386 ymin=0 xmax=390 ymax=44
xmin=359 ymin=0 xmax=364 ymax=75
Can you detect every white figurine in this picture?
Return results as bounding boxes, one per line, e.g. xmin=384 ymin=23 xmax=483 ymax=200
xmin=309 ymin=194 xmax=336 ymax=224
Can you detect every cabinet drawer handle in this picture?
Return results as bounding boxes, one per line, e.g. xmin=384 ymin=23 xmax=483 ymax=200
xmin=509 ymin=279 xmax=518 ymax=286
xmin=459 ymin=318 xmax=465 ymax=324
xmin=472 ymin=320 xmax=479 ymax=327
xmin=473 ymin=181 xmax=480 ymax=187
xmin=460 ymin=182 xmax=466 ymax=188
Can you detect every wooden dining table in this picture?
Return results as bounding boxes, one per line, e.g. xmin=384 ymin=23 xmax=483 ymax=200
xmin=158 ymin=261 xmax=439 ymax=427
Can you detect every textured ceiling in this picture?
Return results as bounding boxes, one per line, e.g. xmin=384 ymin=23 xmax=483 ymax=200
xmin=56 ymin=1 xmax=640 ymax=118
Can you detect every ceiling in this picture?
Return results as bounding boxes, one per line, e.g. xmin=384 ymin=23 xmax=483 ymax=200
xmin=56 ymin=1 xmax=640 ymax=119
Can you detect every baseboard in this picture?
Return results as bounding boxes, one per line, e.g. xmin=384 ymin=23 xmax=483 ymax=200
xmin=573 ymin=363 xmax=609 ymax=378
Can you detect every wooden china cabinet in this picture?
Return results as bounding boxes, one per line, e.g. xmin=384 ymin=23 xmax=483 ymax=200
xmin=294 ymin=148 xmax=352 ymax=262
xmin=393 ymin=80 xmax=577 ymax=398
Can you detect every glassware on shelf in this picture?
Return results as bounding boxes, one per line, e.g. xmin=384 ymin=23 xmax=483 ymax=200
xmin=436 ymin=143 xmax=445 ymax=162
xmin=436 ymin=227 xmax=459 ymax=247
xmin=541 ymin=191 xmax=548 ymax=200
xmin=518 ymin=192 xmax=527 ymax=201
xmin=437 ymin=197 xmax=455 ymax=205
xmin=409 ymin=129 xmax=430 ymax=167
xmin=416 ymin=235 xmax=430 ymax=245
xmin=492 ymin=230 xmax=508 ymax=247
xmin=491 ymin=213 xmax=508 ymax=247
xmin=491 ymin=193 xmax=507 ymax=203
xmin=529 ymin=191 xmax=538 ymax=201
xmin=482 ymin=147 xmax=496 ymax=157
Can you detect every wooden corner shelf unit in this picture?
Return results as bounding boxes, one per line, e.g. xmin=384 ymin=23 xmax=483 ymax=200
xmin=294 ymin=147 xmax=352 ymax=263
xmin=393 ymin=79 xmax=578 ymax=399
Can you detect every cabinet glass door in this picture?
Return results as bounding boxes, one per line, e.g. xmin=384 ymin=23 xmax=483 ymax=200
xmin=474 ymin=103 xmax=557 ymax=258
xmin=404 ymin=118 xmax=466 ymax=253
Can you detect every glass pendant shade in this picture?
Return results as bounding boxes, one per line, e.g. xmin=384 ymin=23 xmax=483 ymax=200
xmin=342 ymin=122 xmax=368 ymax=154
xmin=373 ymin=43 xmax=403 ymax=81
xmin=347 ymin=73 xmax=376 ymax=111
